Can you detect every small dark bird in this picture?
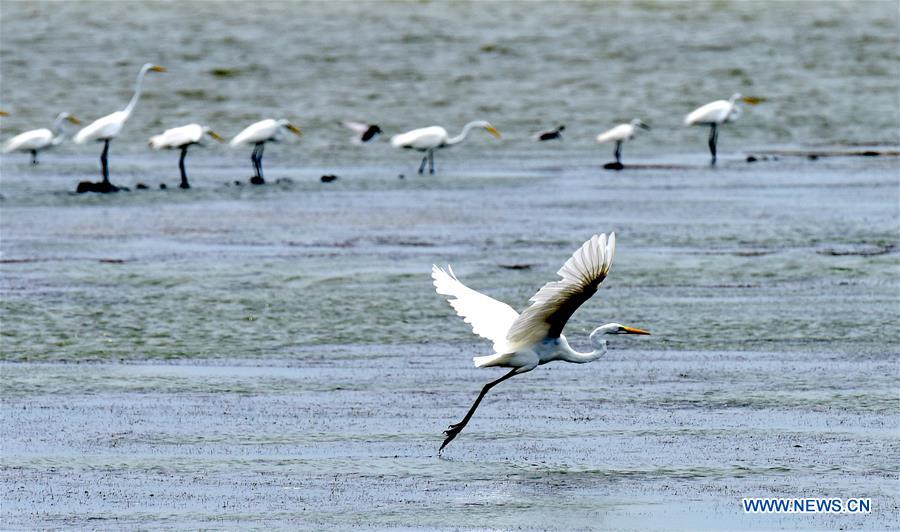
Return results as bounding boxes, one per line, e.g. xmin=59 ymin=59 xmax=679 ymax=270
xmin=532 ymin=125 xmax=565 ymax=141
xmin=342 ymin=121 xmax=383 ymax=144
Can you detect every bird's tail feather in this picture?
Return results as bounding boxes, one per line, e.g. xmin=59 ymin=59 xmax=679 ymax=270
xmin=473 ymin=353 xmax=511 ymax=368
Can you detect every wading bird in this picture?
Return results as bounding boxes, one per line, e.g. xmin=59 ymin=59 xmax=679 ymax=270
xmin=149 ymin=124 xmax=224 ymax=189
xmin=432 ymin=233 xmax=650 ymax=452
xmin=229 ymin=119 xmax=302 ymax=184
xmin=684 ymin=93 xmax=761 ymax=165
xmin=532 ymin=125 xmax=565 ymax=141
xmin=390 ymin=120 xmax=501 ymax=174
xmin=341 ymin=120 xmax=383 ymax=144
xmin=74 ymin=63 xmax=166 ymax=189
xmin=3 ymin=112 xmax=81 ymax=164
xmin=595 ymin=118 xmax=650 ymax=169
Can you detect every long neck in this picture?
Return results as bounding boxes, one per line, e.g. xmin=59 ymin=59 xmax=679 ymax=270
xmin=558 ymin=336 xmax=607 ymax=364
xmin=51 ymin=115 xmax=67 ymax=135
xmin=50 ymin=115 xmax=68 ymax=144
xmin=445 ymin=122 xmax=479 ymax=145
xmin=123 ymin=66 xmax=150 ymax=118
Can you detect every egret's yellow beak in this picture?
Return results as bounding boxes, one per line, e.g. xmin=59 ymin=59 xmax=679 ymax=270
xmin=486 ymin=125 xmax=502 ymax=139
xmin=621 ymin=326 xmax=651 ymax=335
xmin=208 ymin=130 xmax=225 ymax=142
xmin=67 ymin=115 xmax=82 ymax=125
xmin=0 ymin=110 xmax=8 ymax=117
xmin=286 ymin=123 xmax=303 ymax=136
xmin=741 ymin=96 xmax=765 ymax=105
xmin=149 ymin=65 xmax=167 ymax=73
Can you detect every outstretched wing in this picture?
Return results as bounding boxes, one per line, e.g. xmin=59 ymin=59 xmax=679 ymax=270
xmin=432 ymin=265 xmax=520 ymax=352
xmin=505 ymin=233 xmax=616 ymax=349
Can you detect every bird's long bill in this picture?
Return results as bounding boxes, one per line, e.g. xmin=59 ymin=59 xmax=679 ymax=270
xmin=622 ymin=326 xmax=651 ymax=335
xmin=208 ymin=130 xmax=225 ymax=142
xmin=286 ymin=123 xmax=303 ymax=136
xmin=486 ymin=125 xmax=502 ymax=139
xmin=0 ymin=110 xmax=8 ymax=116
xmin=741 ymin=96 xmax=765 ymax=105
xmin=67 ymin=115 xmax=82 ymax=125
xmin=638 ymin=122 xmax=651 ymax=131
xmin=149 ymin=65 xmax=167 ymax=73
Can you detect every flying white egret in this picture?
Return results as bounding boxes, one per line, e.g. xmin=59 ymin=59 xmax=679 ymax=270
xmin=432 ymin=233 xmax=650 ymax=451
xmin=148 ymin=124 xmax=224 ymax=189
xmin=595 ymin=118 xmax=650 ymax=168
xmin=74 ymin=63 xmax=166 ymax=186
xmin=390 ymin=120 xmax=501 ymax=174
xmin=3 ymin=112 xmax=81 ymax=164
xmin=684 ymin=93 xmax=762 ymax=165
xmin=229 ymin=119 xmax=302 ymax=184
xmin=532 ymin=125 xmax=565 ymax=141
xmin=341 ymin=121 xmax=383 ymax=144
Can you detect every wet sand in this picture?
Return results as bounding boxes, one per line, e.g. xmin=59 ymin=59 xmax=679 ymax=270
xmin=2 ymin=346 xmax=896 ymax=530
xmin=2 ymin=152 xmax=898 ymax=529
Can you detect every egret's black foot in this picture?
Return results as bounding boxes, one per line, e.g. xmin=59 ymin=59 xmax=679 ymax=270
xmin=159 ymin=183 xmax=167 ymax=190
xmin=249 ymin=176 xmax=265 ymax=185
xmin=179 ymin=182 xmax=190 ymax=190
xmin=320 ymin=174 xmax=338 ymax=183
xmin=603 ymin=162 xmax=625 ymax=171
xmin=440 ymin=421 xmax=468 ymax=452
xmin=76 ymin=181 xmax=120 ymax=194
xmin=135 ymin=182 xmax=149 ymax=190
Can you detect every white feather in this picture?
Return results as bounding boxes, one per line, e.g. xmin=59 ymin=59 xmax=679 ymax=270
xmin=432 ymin=265 xmax=520 ymax=353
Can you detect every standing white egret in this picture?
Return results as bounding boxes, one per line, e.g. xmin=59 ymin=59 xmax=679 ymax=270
xmin=3 ymin=112 xmax=81 ymax=164
xmin=684 ymin=93 xmax=762 ymax=165
xmin=432 ymin=233 xmax=650 ymax=451
xmin=595 ymin=118 xmax=650 ymax=168
xmin=341 ymin=120 xmax=382 ymax=144
xmin=229 ymin=119 xmax=302 ymax=184
xmin=74 ymin=63 xmax=166 ymax=188
xmin=390 ymin=120 xmax=501 ymax=174
xmin=148 ymin=124 xmax=224 ymax=189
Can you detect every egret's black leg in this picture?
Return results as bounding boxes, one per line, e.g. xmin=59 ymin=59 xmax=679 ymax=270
xmin=256 ymin=143 xmax=265 ymax=183
xmin=428 ymin=149 xmax=435 ymax=174
xmin=250 ymin=143 xmax=265 ymax=184
xmin=178 ymin=146 xmax=190 ymax=189
xmin=440 ymin=368 xmax=518 ymax=453
xmin=250 ymin=144 xmax=260 ymax=176
xmin=418 ymin=154 xmax=428 ymax=175
xmin=614 ymin=141 xmax=622 ymax=165
xmin=100 ymin=139 xmax=111 ymax=184
xmin=30 ymin=150 xmax=38 ymax=165
xmin=708 ymin=124 xmax=718 ymax=166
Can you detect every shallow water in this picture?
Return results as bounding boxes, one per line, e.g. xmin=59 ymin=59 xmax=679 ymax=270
xmin=1 ymin=1 xmax=899 ymax=530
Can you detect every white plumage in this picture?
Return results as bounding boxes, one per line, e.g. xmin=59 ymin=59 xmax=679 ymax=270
xmin=229 ymin=118 xmax=300 ymax=147
xmin=3 ymin=112 xmax=80 ymax=164
xmin=149 ymin=123 xmax=221 ymax=150
xmin=390 ymin=120 xmax=501 ymax=174
xmin=684 ymin=93 xmax=743 ymax=126
xmin=74 ymin=64 xmax=165 ymax=145
xmin=229 ymin=118 xmax=301 ymax=183
xmin=684 ymin=93 xmax=761 ymax=165
xmin=595 ymin=119 xmax=650 ymax=166
xmin=73 ymin=111 xmax=128 ymax=144
xmin=433 ymin=232 xmax=650 ymax=451
xmin=73 ymin=63 xmax=165 ymax=185
xmin=432 ymin=265 xmax=520 ymax=353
